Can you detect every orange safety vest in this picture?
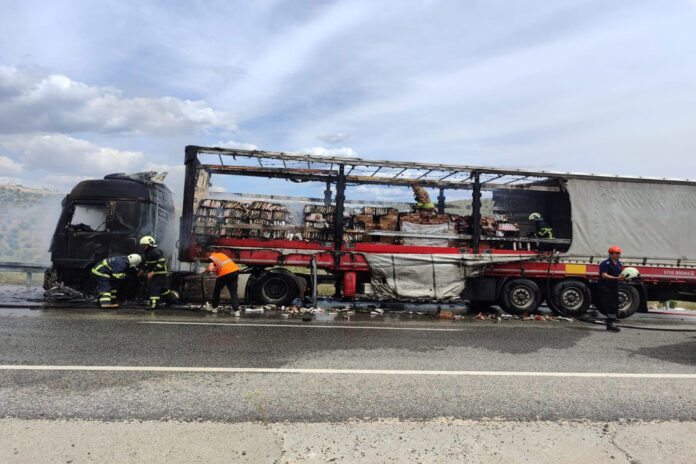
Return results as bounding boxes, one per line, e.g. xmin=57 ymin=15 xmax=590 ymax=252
xmin=208 ymin=252 xmax=239 ymax=277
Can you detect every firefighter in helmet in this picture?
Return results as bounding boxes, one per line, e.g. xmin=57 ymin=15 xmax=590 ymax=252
xmin=528 ymin=212 xmax=554 ymax=239
xmin=598 ymin=245 xmax=628 ymax=332
xmin=139 ymin=235 xmax=174 ymax=309
xmin=411 ymin=184 xmax=435 ymax=212
xmin=91 ymin=254 xmax=141 ymax=308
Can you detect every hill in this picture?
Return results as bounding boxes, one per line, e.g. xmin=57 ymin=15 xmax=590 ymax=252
xmin=0 ymin=185 xmax=64 ymax=265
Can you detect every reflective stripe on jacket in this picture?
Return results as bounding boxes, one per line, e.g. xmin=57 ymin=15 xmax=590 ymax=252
xmin=209 ymin=252 xmax=239 ymax=277
xmin=91 ymin=256 xmax=128 ymax=279
xmin=144 ymin=246 xmax=168 ymax=274
xmin=538 ymin=227 xmax=554 ymax=239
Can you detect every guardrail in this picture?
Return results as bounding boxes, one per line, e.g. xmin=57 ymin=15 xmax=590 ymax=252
xmin=0 ymin=262 xmax=47 ymax=287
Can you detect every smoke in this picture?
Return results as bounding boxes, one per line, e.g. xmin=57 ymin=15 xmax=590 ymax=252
xmin=0 ymin=192 xmax=63 ymax=265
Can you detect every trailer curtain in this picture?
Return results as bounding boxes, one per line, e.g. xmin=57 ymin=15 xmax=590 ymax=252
xmin=565 ymin=179 xmax=696 ymax=260
xmin=365 ymin=253 xmax=533 ymax=299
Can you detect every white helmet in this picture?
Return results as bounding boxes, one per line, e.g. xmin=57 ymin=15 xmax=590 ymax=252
xmin=528 ymin=212 xmax=541 ymax=221
xmin=620 ymin=267 xmax=640 ymax=279
xmin=139 ymin=236 xmax=156 ymax=247
xmin=127 ymin=254 xmax=142 ymax=267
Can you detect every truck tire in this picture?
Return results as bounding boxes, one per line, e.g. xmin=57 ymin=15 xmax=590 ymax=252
xmin=596 ymin=284 xmax=640 ymax=319
xmin=551 ymin=280 xmax=591 ymax=317
xmin=500 ymin=278 xmax=541 ymax=315
xmin=617 ymin=284 xmax=640 ymax=319
xmin=255 ymin=270 xmax=300 ymax=306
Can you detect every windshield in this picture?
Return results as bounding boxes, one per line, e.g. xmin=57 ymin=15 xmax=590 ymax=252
xmin=70 ymin=204 xmax=107 ymax=232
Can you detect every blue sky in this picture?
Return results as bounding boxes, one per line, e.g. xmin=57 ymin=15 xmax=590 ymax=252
xmin=1 ymin=0 xmax=695 ymax=197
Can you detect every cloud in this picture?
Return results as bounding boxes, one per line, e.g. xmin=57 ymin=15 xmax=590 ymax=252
xmin=0 ymin=66 xmax=237 ymax=136
xmin=317 ymin=133 xmax=349 ymax=144
xmin=350 ymin=184 xmax=411 ymax=202
xmin=299 ymin=146 xmax=358 ymax=157
xmin=216 ymin=140 xmax=260 ymax=151
xmin=0 ymin=156 xmax=23 ymax=176
xmin=4 ymin=134 xmax=144 ymax=177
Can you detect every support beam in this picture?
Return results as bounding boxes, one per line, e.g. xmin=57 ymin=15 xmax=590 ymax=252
xmin=472 ymin=173 xmax=482 ymax=254
xmin=437 ymin=188 xmax=446 ymax=214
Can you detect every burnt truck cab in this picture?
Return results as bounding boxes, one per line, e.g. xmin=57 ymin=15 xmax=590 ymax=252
xmin=45 ymin=172 xmax=175 ymax=292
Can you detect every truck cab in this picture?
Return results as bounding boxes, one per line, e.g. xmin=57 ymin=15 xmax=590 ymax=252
xmin=45 ymin=173 xmax=175 ymax=291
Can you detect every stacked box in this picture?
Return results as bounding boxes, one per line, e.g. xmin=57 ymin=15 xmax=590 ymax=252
xmin=193 ymin=198 xmax=290 ymax=240
xmin=398 ymin=212 xmax=450 ymax=226
xmin=303 ymin=204 xmax=336 ymax=241
xmin=352 ymin=214 xmax=375 ymax=231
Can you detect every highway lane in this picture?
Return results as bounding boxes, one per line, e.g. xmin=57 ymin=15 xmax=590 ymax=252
xmin=1 ymin=307 xmax=695 ymax=423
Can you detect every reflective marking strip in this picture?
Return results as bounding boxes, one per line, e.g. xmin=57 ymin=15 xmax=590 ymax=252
xmin=0 ymin=365 xmax=694 ymax=378
xmin=565 ymin=264 xmax=587 ymax=275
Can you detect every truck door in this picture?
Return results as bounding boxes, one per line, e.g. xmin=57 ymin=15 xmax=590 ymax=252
xmin=107 ymin=200 xmax=142 ymax=256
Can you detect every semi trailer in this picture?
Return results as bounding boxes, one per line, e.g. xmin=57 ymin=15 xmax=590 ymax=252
xmin=45 ymin=146 xmax=696 ymax=317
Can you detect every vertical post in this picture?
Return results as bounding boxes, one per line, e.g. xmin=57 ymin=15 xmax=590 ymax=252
xmin=311 ymin=256 xmax=318 ymax=308
xmin=26 ymin=271 xmax=32 ymax=287
xmin=180 ymin=146 xmax=200 ymax=262
xmin=324 ymin=182 xmax=332 ymax=206
xmin=472 ymin=172 xmax=481 ymax=254
xmin=333 ymin=165 xmax=346 ymax=297
xmin=437 ymin=188 xmax=446 ymax=214
xmin=333 ymin=165 xmax=346 ymax=250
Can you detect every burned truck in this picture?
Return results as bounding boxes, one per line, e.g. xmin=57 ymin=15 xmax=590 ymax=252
xmin=44 ymin=146 xmax=696 ymax=317
xmin=44 ymin=172 xmax=175 ymax=294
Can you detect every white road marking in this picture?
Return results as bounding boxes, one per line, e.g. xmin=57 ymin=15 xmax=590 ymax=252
xmin=139 ymin=321 xmax=466 ymax=331
xmin=1 ymin=365 xmax=695 ymax=378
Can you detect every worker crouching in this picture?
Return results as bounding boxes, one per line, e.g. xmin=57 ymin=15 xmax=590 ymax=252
xmin=203 ymin=251 xmax=240 ymax=316
xmin=91 ymin=254 xmax=141 ymax=308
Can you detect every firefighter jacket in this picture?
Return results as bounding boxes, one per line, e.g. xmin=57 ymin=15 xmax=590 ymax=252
xmin=143 ymin=246 xmax=168 ymax=275
xmin=412 ymin=185 xmax=435 ymax=209
xmin=208 ymin=252 xmax=240 ymax=277
xmin=535 ymin=218 xmax=554 ymax=239
xmin=91 ymin=256 xmax=130 ymax=280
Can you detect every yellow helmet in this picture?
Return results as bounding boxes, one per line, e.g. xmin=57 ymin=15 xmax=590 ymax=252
xmin=139 ymin=236 xmax=156 ymax=247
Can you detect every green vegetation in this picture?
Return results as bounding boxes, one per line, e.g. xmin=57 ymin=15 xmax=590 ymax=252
xmin=0 ymin=184 xmax=64 ymax=265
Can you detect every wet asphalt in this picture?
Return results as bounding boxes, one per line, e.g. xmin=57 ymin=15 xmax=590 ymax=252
xmin=1 ymin=305 xmax=696 ymax=423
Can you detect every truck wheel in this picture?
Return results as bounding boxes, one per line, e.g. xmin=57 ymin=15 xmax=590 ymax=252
xmin=617 ymin=285 xmax=640 ymax=319
xmin=500 ymin=279 xmax=540 ymax=315
xmin=551 ymin=280 xmax=591 ymax=317
xmin=255 ymin=271 xmax=299 ymax=306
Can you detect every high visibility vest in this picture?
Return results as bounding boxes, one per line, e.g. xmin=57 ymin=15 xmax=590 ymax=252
xmin=208 ymin=252 xmax=239 ymax=277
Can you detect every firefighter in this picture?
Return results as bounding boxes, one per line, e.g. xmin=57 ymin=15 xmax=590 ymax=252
xmin=139 ymin=235 xmax=173 ymax=309
xmin=203 ymin=251 xmax=240 ymax=316
xmin=528 ymin=212 xmax=554 ymax=239
xmin=598 ymin=245 xmax=628 ymax=332
xmin=91 ymin=254 xmax=141 ymax=308
xmin=411 ymin=184 xmax=435 ymax=212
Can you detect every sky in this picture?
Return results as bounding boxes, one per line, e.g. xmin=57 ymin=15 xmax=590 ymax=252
xmin=1 ymin=0 xmax=696 ymax=199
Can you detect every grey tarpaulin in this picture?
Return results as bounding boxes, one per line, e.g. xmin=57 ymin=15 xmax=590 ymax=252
xmin=401 ymin=222 xmax=450 ymax=247
xmin=365 ymin=253 xmax=535 ymax=299
xmin=565 ymin=179 xmax=696 ymax=260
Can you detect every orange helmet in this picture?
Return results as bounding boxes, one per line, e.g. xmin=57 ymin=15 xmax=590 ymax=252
xmin=608 ymin=246 xmax=622 ymax=254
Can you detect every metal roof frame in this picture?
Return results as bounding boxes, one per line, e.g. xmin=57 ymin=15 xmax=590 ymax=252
xmin=186 ymin=145 xmax=696 ymax=189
